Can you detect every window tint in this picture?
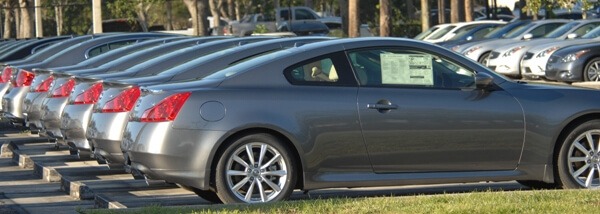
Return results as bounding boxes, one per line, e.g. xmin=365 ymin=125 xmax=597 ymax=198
xmin=87 ymin=40 xmax=137 ymax=58
xmin=289 ymin=58 xmax=338 ymax=82
xmin=529 ymin=23 xmax=565 ymax=38
xmin=347 ymin=49 xmax=475 ymax=89
xmin=283 ymin=52 xmax=355 ymax=86
xmin=295 ymin=9 xmax=316 ymax=20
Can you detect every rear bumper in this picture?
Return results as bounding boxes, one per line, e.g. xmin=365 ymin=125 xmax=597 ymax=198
xmin=60 ymin=103 xmax=94 ymax=150
xmin=87 ymin=111 xmax=129 ymax=164
xmin=2 ymin=86 xmax=30 ymax=119
xmin=40 ymin=97 xmax=69 ymax=138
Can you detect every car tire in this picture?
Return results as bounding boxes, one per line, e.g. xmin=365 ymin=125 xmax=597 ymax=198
xmin=583 ymin=57 xmax=600 ymax=81
xmin=557 ymin=120 xmax=600 ymax=189
xmin=178 ymin=185 xmax=222 ymax=203
xmin=215 ymin=133 xmax=296 ymax=204
xmin=516 ymin=180 xmax=556 ymax=189
xmin=478 ymin=52 xmax=490 ymax=65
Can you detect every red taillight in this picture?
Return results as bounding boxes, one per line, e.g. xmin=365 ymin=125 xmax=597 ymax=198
xmin=12 ymin=69 xmax=35 ymax=87
xmin=102 ymin=86 xmax=141 ymax=113
xmin=73 ymin=82 xmax=103 ymax=104
xmin=33 ymin=76 xmax=54 ymax=92
xmin=50 ymin=79 xmax=75 ymax=98
xmin=140 ymin=92 xmax=191 ymax=122
xmin=0 ymin=66 xmax=12 ymax=83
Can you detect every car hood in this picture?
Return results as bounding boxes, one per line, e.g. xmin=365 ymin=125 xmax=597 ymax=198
xmin=527 ymin=38 xmax=596 ymax=53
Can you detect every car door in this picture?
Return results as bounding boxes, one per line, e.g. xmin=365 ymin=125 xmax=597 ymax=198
xmin=348 ymin=48 xmax=525 ymax=173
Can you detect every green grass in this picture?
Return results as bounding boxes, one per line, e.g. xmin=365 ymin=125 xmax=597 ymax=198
xmin=84 ymin=189 xmax=600 ymax=214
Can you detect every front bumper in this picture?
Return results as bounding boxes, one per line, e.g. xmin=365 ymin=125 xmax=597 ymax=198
xmin=86 ymin=111 xmax=130 ymax=165
xmin=521 ymin=55 xmax=550 ymax=78
xmin=487 ymin=52 xmax=522 ymax=76
xmin=124 ymin=121 xmax=227 ymax=189
xmin=545 ymin=61 xmax=581 ymax=82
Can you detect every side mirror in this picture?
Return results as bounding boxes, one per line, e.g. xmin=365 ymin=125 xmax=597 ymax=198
xmin=475 ymin=72 xmax=494 ymax=89
xmin=567 ymin=33 xmax=578 ymax=39
xmin=523 ymin=33 xmax=533 ymax=40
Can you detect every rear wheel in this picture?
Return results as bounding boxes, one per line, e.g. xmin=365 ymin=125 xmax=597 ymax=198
xmin=557 ymin=120 xmax=600 ymax=189
xmin=215 ymin=133 xmax=296 ymax=203
xmin=584 ymin=58 xmax=600 ymax=81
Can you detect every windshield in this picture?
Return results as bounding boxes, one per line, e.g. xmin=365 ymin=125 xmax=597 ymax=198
xmin=581 ymin=26 xmax=600 ymax=39
xmin=427 ymin=25 xmax=457 ymax=40
xmin=484 ymin=21 xmax=530 ymax=39
xmin=503 ymin=23 xmax=536 ymax=39
xmin=447 ymin=25 xmax=480 ymax=40
xmin=543 ymin=22 xmax=579 ymax=38
xmin=414 ymin=26 xmax=440 ymax=40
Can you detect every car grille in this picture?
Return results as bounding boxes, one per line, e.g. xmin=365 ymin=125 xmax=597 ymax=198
xmin=523 ymin=52 xmax=534 ymax=60
xmin=489 ymin=51 xmax=500 ymax=59
xmin=548 ymin=55 xmax=561 ymax=63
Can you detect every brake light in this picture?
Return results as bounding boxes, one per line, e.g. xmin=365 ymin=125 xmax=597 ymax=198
xmin=102 ymin=86 xmax=141 ymax=113
xmin=73 ymin=82 xmax=103 ymax=104
xmin=0 ymin=66 xmax=12 ymax=83
xmin=50 ymin=79 xmax=75 ymax=97
xmin=33 ymin=76 xmax=54 ymax=92
xmin=140 ymin=92 xmax=191 ymax=122
xmin=13 ymin=69 xmax=35 ymax=87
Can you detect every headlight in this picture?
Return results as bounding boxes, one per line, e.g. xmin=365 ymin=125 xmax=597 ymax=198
xmin=502 ymin=46 xmax=525 ymax=57
xmin=464 ymin=46 xmax=481 ymax=56
xmin=536 ymin=46 xmax=560 ymax=58
xmin=561 ymin=49 xmax=590 ymax=63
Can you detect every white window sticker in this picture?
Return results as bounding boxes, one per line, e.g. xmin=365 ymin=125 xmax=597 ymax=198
xmin=381 ymin=53 xmax=433 ymax=85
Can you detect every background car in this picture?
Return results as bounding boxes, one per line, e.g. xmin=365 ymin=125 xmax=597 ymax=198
xmin=546 ymin=42 xmax=600 ymax=82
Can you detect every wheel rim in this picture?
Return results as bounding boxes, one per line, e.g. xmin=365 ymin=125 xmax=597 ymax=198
xmin=567 ymin=130 xmax=600 ymax=188
xmin=586 ymin=61 xmax=600 ymax=81
xmin=225 ymin=142 xmax=288 ymax=203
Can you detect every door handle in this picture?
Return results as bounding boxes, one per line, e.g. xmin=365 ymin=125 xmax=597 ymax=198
xmin=367 ymin=103 xmax=398 ymax=110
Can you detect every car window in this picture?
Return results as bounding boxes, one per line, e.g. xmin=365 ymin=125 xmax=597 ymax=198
xmin=427 ymin=25 xmax=457 ymax=40
xmin=283 ymin=52 xmax=355 ymax=86
xmin=472 ymin=26 xmax=496 ymax=39
xmin=572 ymin=23 xmax=600 ymax=37
xmin=529 ymin=23 xmax=565 ymax=38
xmin=87 ymin=40 xmax=138 ymax=58
xmin=295 ymin=9 xmax=316 ymax=20
xmin=347 ymin=49 xmax=475 ymax=89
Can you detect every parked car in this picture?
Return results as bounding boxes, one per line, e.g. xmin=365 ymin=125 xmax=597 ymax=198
xmin=442 ymin=20 xmax=532 ymax=51
xmin=0 ymin=36 xmax=72 ymax=62
xmin=546 ymin=41 xmax=600 ymax=82
xmin=22 ymin=36 xmax=205 ymax=132
xmin=122 ymin=37 xmax=600 ymax=204
xmin=42 ymin=37 xmax=272 ymax=157
xmin=461 ymin=19 xmax=569 ymax=64
xmin=436 ymin=23 xmax=505 ymax=45
xmin=422 ymin=20 xmax=506 ymax=43
xmin=522 ymin=26 xmax=600 ymax=80
xmin=486 ymin=20 xmax=600 ymax=78
xmin=2 ymin=33 xmax=174 ymax=124
xmin=83 ymin=37 xmax=331 ymax=166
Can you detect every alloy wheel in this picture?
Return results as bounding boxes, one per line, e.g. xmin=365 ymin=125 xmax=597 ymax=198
xmin=567 ymin=130 xmax=600 ymax=188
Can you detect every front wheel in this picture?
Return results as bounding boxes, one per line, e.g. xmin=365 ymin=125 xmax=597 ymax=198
xmin=478 ymin=52 xmax=491 ymax=65
xmin=584 ymin=57 xmax=600 ymax=81
xmin=215 ymin=133 xmax=297 ymax=203
xmin=557 ymin=120 xmax=600 ymax=189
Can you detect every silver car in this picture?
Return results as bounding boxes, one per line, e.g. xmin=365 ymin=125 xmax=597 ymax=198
xmin=123 ymin=37 xmax=600 ymax=204
xmin=2 ymin=33 xmax=172 ymax=124
xmin=24 ymin=37 xmax=218 ymax=133
xmin=55 ymin=37 xmax=273 ymax=158
xmin=521 ymin=26 xmax=600 ymax=79
xmin=461 ymin=19 xmax=568 ymax=64
xmin=486 ymin=20 xmax=600 ymax=77
xmin=86 ymin=37 xmax=331 ymax=166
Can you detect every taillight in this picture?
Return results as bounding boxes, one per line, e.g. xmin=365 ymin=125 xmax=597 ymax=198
xmin=73 ymin=82 xmax=103 ymax=104
xmin=102 ymin=86 xmax=141 ymax=113
xmin=0 ymin=66 xmax=12 ymax=83
xmin=140 ymin=92 xmax=191 ymax=122
xmin=33 ymin=76 xmax=54 ymax=92
xmin=50 ymin=79 xmax=75 ymax=98
xmin=12 ymin=69 xmax=35 ymax=87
